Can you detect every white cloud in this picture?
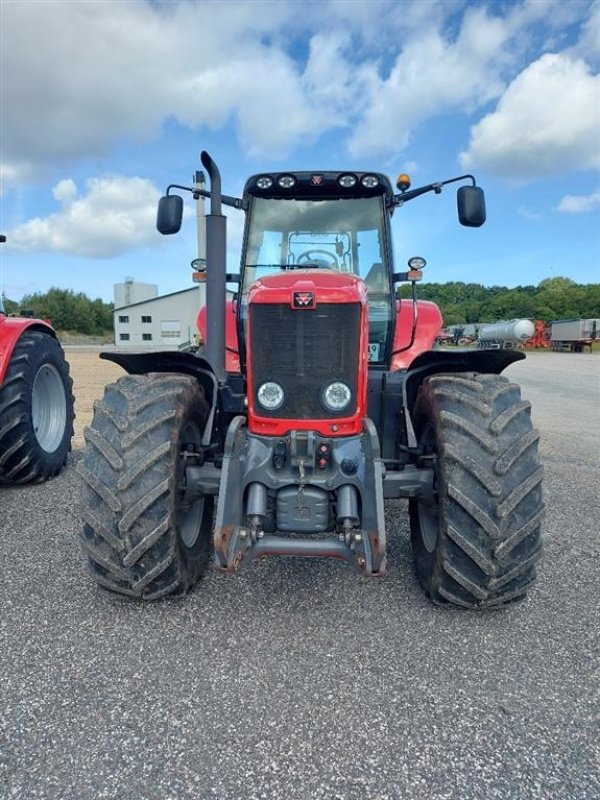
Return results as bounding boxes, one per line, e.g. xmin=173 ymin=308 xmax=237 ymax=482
xmin=2 ymin=2 xmax=170 ymax=179
xmin=556 ymin=189 xmax=600 ymax=212
xmin=460 ymin=54 xmax=600 ymax=179
xmin=2 ymin=0 xmax=370 ymax=175
xmin=1 ymin=0 xmax=598 ymax=183
xmin=348 ymin=6 xmax=513 ymax=157
xmin=6 ymin=177 xmax=163 ymax=257
xmin=345 ymin=0 xmax=592 ymax=160
xmin=517 ymin=206 xmax=543 ymax=221
xmin=53 ymin=179 xmax=78 ymax=204
xmin=573 ymin=0 xmax=600 ymax=61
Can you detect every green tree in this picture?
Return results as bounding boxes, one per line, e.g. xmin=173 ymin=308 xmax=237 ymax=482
xmin=2 ymin=294 xmax=19 ymax=314
xmin=16 ymin=288 xmax=113 ymax=334
xmin=397 ymin=277 xmax=599 ymax=325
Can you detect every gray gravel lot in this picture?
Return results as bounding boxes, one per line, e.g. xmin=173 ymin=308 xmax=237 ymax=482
xmin=1 ymin=352 xmax=598 ymax=800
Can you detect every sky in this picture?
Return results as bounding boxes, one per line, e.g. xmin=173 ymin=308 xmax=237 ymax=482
xmin=1 ymin=0 xmax=599 ymax=304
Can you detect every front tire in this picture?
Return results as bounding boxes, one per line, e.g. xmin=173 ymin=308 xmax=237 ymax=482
xmin=78 ymin=374 xmax=214 ymax=600
xmin=0 ymin=330 xmax=74 ymax=484
xmin=409 ymin=373 xmax=544 ymax=608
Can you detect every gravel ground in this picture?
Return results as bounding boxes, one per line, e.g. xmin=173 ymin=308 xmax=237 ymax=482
xmin=1 ymin=352 xmax=598 ymax=800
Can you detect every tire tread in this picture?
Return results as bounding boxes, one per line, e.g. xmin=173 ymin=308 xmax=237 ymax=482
xmin=78 ymin=373 xmax=213 ymax=600
xmin=410 ymin=372 xmax=544 ymax=609
xmin=0 ymin=331 xmax=73 ymax=484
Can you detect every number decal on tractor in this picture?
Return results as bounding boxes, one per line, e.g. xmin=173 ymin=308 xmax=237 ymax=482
xmin=368 ymin=343 xmax=380 ymax=362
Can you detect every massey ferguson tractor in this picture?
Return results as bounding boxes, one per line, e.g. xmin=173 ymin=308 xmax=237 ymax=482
xmin=0 ymin=236 xmax=74 ymax=484
xmin=78 ymin=153 xmax=543 ymax=607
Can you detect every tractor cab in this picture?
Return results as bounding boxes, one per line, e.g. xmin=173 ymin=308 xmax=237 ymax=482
xmin=238 ymin=172 xmax=396 ymax=366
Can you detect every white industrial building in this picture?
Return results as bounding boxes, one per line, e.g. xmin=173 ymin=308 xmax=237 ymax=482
xmin=114 ymin=277 xmax=158 ymax=308
xmin=113 ymin=283 xmax=206 ymax=349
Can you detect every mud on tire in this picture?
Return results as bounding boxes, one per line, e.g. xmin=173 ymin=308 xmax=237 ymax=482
xmin=0 ymin=330 xmax=74 ymax=484
xmin=78 ymin=373 xmax=213 ymax=600
xmin=409 ymin=373 xmax=544 ymax=609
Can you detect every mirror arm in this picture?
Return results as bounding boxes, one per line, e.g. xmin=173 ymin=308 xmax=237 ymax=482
xmin=165 ymin=183 xmax=243 ymax=210
xmin=391 ymin=173 xmax=477 ymax=207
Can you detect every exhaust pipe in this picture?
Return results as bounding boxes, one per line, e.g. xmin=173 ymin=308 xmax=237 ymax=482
xmin=201 ymin=151 xmax=226 ymax=383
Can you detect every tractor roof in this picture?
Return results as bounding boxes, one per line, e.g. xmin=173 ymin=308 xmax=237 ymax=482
xmin=243 ymin=171 xmax=394 ymax=201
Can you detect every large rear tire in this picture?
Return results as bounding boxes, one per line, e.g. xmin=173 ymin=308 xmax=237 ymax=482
xmin=78 ymin=373 xmax=214 ymax=600
xmin=409 ymin=373 xmax=544 ymax=608
xmin=0 ymin=330 xmax=74 ymax=484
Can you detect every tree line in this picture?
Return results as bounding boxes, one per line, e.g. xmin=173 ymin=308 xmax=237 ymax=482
xmin=398 ymin=277 xmax=600 ymax=326
xmin=2 ymin=288 xmax=114 ymax=336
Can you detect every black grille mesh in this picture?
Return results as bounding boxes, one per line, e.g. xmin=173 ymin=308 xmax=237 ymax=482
xmin=250 ymin=303 xmax=361 ymax=419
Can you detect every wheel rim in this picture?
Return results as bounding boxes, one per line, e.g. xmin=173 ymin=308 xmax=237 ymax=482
xmin=177 ymin=419 xmax=205 ymax=549
xmin=31 ymin=363 xmax=67 ymax=453
xmin=417 ymin=423 xmax=439 ymax=553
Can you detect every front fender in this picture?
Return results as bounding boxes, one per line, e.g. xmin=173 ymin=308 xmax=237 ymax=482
xmin=0 ymin=316 xmax=56 ymax=384
xmin=100 ymin=350 xmax=220 ymax=446
xmin=405 ymin=348 xmax=525 ymax=411
xmin=100 ymin=348 xmax=219 ymax=401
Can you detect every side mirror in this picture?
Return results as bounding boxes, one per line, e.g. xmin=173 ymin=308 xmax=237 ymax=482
xmin=457 ymin=186 xmax=486 ymax=227
xmin=156 ymin=194 xmax=183 ymax=235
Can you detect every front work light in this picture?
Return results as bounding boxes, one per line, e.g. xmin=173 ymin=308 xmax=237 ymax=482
xmin=338 ymin=174 xmax=357 ymax=188
xmin=277 ymin=175 xmax=296 ymax=189
xmin=321 ymin=382 xmax=352 ymax=412
xmin=361 ymin=175 xmax=379 ymax=188
xmin=256 ymin=176 xmax=274 ymax=189
xmin=257 ymin=381 xmax=285 ymax=410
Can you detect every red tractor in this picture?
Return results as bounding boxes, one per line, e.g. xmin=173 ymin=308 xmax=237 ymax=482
xmin=78 ymin=153 xmax=543 ymax=607
xmin=0 ymin=236 xmax=74 ymax=484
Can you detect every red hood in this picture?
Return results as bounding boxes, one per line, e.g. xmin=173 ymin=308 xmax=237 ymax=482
xmin=249 ymin=269 xmax=368 ymax=306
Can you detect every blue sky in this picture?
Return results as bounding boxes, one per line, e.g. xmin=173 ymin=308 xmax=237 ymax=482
xmin=1 ymin=0 xmax=599 ymax=304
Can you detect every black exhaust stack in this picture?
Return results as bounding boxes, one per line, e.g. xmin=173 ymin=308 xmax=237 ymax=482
xmin=200 ymin=151 xmax=226 ymax=383
xmin=0 ymin=235 xmax=5 ymax=315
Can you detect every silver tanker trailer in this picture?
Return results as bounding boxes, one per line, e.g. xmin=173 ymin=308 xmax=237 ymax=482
xmin=477 ymin=319 xmax=535 ymax=349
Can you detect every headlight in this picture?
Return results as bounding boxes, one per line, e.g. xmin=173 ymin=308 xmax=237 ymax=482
xmin=321 ymin=382 xmax=352 ymax=412
xmin=408 ymin=256 xmax=426 ymax=270
xmin=257 ymin=381 xmax=284 ymax=410
xmin=361 ymin=175 xmax=379 ymax=188
xmin=256 ymin=175 xmax=273 ymax=189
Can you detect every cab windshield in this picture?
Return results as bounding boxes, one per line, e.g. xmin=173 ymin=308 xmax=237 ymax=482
xmin=241 ymin=196 xmax=393 ymax=364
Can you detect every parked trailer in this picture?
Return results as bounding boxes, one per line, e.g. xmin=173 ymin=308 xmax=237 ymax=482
xmin=477 ymin=319 xmax=535 ymax=350
xmin=550 ymin=319 xmax=599 ymax=353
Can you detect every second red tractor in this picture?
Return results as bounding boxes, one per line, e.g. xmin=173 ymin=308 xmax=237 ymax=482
xmin=0 ymin=236 xmax=74 ymax=484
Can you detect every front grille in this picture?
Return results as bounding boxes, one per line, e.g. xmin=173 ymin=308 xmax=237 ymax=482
xmin=250 ymin=303 xmax=361 ymax=419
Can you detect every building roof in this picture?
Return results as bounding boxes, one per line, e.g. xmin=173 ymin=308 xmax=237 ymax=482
xmin=113 ymin=286 xmax=199 ymax=312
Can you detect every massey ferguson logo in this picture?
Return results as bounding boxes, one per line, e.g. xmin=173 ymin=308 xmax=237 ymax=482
xmin=292 ymin=291 xmax=315 ymax=308
xmin=310 ymin=175 xmax=323 ymax=186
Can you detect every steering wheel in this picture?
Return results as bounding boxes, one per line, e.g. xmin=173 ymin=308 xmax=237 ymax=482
xmin=296 ymin=250 xmax=339 ymax=268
